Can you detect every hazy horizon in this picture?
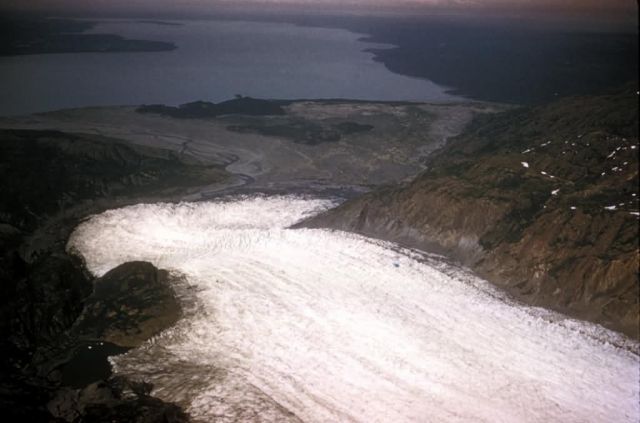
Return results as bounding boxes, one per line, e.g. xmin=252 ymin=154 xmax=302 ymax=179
xmin=1 ymin=0 xmax=637 ymax=30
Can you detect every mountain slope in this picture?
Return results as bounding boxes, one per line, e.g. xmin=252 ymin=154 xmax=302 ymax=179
xmin=0 ymin=129 xmax=228 ymax=420
xmin=301 ymin=86 xmax=640 ymax=338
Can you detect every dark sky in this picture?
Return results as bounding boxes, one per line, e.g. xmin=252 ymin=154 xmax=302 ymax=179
xmin=3 ymin=0 xmax=636 ymax=13
xmin=2 ymin=0 xmax=637 ymax=27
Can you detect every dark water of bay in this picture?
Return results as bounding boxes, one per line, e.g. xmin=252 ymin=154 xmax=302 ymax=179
xmin=0 ymin=19 xmax=460 ymax=116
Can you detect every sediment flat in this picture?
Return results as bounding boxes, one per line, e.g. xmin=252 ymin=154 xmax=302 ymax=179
xmin=0 ymin=100 xmax=502 ymax=196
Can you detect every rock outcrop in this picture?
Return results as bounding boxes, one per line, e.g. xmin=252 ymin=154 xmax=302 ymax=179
xmin=48 ymin=376 xmax=188 ymax=423
xmin=72 ymin=261 xmax=181 ymax=348
xmin=302 ymin=87 xmax=640 ymax=338
xmin=0 ymin=129 xmax=228 ymax=421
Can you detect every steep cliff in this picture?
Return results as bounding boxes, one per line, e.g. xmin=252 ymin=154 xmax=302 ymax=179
xmin=302 ymin=87 xmax=639 ymax=338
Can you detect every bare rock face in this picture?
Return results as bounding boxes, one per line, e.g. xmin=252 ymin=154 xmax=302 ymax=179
xmin=72 ymin=261 xmax=181 ymax=348
xmin=0 ymin=129 xmax=227 ymax=421
xmin=44 ymin=261 xmax=186 ymax=422
xmin=0 ymin=128 xmax=225 ymax=362
xmin=303 ymin=86 xmax=639 ymax=338
xmin=48 ymin=377 xmax=188 ymax=423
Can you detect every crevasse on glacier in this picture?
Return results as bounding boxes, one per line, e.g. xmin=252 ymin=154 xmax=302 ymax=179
xmin=67 ymin=195 xmax=640 ymax=423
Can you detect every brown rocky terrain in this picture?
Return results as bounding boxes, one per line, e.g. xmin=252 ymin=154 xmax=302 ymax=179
xmin=301 ymin=86 xmax=640 ymax=338
xmin=71 ymin=261 xmax=181 ymax=349
xmin=46 ymin=262 xmax=188 ymax=422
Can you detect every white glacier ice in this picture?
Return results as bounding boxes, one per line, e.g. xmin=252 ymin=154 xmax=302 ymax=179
xmin=67 ymin=195 xmax=640 ymax=423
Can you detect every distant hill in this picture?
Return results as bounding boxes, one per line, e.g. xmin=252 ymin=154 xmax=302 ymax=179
xmin=137 ymin=97 xmax=286 ymax=119
xmin=284 ymin=14 xmax=639 ymax=104
xmin=302 ymin=85 xmax=640 ymax=338
xmin=0 ymin=17 xmax=176 ymax=56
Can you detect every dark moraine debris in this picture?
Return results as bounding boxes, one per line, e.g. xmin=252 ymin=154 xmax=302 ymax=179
xmin=48 ymin=376 xmax=189 ymax=423
xmin=227 ymin=121 xmax=340 ymax=145
xmin=226 ymin=120 xmax=374 ymax=145
xmin=332 ymin=121 xmax=375 ymax=135
xmin=137 ymin=97 xmax=286 ymax=119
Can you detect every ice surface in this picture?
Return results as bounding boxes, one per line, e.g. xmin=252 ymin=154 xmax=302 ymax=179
xmin=68 ymin=195 xmax=639 ymax=423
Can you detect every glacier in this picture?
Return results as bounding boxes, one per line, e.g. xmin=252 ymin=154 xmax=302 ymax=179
xmin=67 ymin=195 xmax=640 ymax=423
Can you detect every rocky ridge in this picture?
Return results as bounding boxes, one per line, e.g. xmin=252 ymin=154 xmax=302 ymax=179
xmin=301 ymin=87 xmax=640 ymax=338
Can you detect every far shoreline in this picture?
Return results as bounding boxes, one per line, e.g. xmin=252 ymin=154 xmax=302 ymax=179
xmin=0 ymin=15 xmax=176 ymax=57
